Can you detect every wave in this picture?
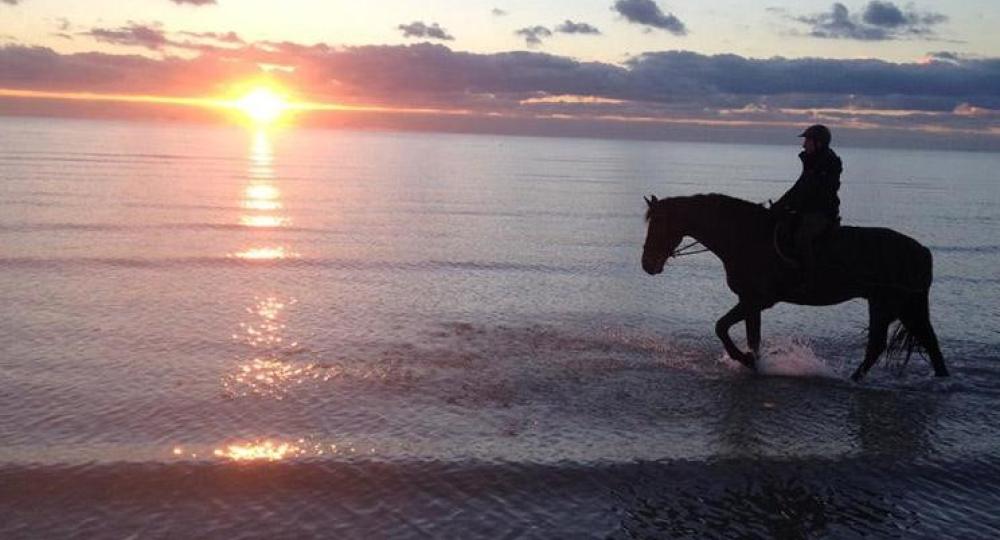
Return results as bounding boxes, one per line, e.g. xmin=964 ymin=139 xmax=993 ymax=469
xmin=2 ymin=456 xmax=999 ymax=539
xmin=0 ymin=151 xmax=240 ymax=164
xmin=0 ymin=256 xmax=584 ymax=274
xmin=930 ymin=244 xmax=1000 ymax=254
xmin=935 ymin=274 xmax=1000 ymax=285
xmin=0 ymin=223 xmax=329 ymax=234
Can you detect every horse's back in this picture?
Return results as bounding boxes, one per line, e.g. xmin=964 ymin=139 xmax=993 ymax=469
xmin=825 ymin=226 xmax=932 ymax=292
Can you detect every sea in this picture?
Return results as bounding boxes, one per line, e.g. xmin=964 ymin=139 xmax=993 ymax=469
xmin=1 ymin=116 xmax=999 ymax=539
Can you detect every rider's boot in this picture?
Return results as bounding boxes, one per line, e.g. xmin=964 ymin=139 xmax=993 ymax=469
xmin=794 ymin=243 xmax=817 ymax=294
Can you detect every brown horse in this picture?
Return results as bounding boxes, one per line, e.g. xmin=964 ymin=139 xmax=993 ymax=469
xmin=641 ymin=193 xmax=949 ymax=381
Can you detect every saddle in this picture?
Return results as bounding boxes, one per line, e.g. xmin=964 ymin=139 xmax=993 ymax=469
xmin=773 ymin=212 xmax=840 ymax=268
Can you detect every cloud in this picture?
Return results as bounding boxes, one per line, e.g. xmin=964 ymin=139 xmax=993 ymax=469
xmin=613 ymin=0 xmax=687 ymax=35
xmin=862 ymin=1 xmax=907 ymax=26
xmin=926 ymin=50 xmax=963 ymax=64
xmin=178 ymin=30 xmax=244 ymax=44
xmin=2 ymin=0 xmax=21 ymax=5
xmin=492 ymin=8 xmax=507 ymax=16
xmin=623 ymin=51 xmax=999 ymax=110
xmin=84 ymin=23 xmax=170 ymax=50
xmin=4 ymin=43 xmax=997 ymax=112
xmin=793 ymin=2 xmax=948 ymax=41
xmin=515 ymin=26 xmax=552 ymax=47
xmin=397 ymin=21 xmax=454 ymax=41
xmin=80 ymin=23 xmax=245 ymax=53
xmin=0 ymin=44 xmax=260 ymax=96
xmin=169 ymin=0 xmax=216 ymax=5
xmin=863 ymin=1 xmax=945 ymax=28
xmin=1 ymin=42 xmax=997 ymax=141
xmin=555 ymin=20 xmax=601 ymax=35
xmin=952 ymin=102 xmax=994 ymax=117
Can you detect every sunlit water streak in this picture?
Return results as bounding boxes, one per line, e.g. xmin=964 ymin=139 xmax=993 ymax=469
xmin=1 ymin=117 xmax=999 ymax=538
xmin=232 ymin=130 xmax=296 ymax=259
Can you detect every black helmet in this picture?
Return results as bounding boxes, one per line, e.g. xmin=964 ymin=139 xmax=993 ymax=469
xmin=798 ymin=124 xmax=831 ymax=146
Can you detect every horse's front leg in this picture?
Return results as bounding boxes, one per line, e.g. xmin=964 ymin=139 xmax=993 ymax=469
xmin=745 ymin=309 xmax=762 ymax=364
xmin=715 ymin=303 xmax=756 ymax=370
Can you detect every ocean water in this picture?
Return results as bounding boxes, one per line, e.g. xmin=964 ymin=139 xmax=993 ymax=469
xmin=1 ymin=117 xmax=999 ymax=538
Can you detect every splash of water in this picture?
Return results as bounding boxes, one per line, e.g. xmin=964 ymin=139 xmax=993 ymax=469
xmin=718 ymin=337 xmax=838 ymax=379
xmin=758 ymin=337 xmax=838 ymax=378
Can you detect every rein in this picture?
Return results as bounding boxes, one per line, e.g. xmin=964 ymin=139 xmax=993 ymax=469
xmin=670 ymin=240 xmax=709 ymax=258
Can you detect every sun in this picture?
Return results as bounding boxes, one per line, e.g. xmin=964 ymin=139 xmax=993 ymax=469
xmin=234 ymin=87 xmax=289 ymax=124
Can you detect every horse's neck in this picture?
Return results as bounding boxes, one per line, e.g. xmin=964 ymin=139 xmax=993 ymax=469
xmin=676 ymin=198 xmax=741 ymax=267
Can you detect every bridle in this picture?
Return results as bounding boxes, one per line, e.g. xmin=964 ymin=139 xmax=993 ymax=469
xmin=644 ymin=238 xmax=708 ymax=268
xmin=669 ymin=239 xmax=709 ymax=258
xmin=644 ymin=195 xmax=709 ymax=260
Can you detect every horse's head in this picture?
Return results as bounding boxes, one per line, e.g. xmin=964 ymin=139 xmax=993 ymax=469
xmin=642 ymin=195 xmax=683 ymax=275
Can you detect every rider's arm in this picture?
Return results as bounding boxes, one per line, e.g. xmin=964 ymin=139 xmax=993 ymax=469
xmin=773 ymin=180 xmax=803 ymax=212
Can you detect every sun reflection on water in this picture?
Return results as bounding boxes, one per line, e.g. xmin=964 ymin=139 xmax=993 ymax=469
xmin=245 ymin=183 xmax=280 ymax=203
xmin=214 ymin=440 xmax=303 ymax=462
xmin=170 ymin=439 xmax=379 ymax=462
xmin=223 ymin=296 xmax=325 ymax=399
xmin=172 ymin=438 xmax=379 ymax=462
xmin=234 ymin=129 xmax=296 ymax=257
xmin=240 ymin=215 xmax=289 ymax=228
xmin=232 ymin=246 xmax=298 ymax=260
xmin=242 ymin=198 xmax=282 ymax=211
xmin=253 ymin=296 xmax=287 ymax=320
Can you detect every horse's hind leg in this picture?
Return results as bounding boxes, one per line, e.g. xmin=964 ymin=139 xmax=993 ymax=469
xmin=900 ymin=293 xmax=949 ymax=377
xmin=851 ymin=299 xmax=893 ymax=382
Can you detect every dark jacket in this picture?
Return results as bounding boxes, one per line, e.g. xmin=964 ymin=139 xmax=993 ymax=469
xmin=774 ymin=148 xmax=842 ymax=219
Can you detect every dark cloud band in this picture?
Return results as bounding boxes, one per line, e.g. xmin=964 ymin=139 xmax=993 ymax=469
xmin=3 ymin=43 xmax=995 ymax=108
xmin=0 ymin=43 xmax=996 ymax=140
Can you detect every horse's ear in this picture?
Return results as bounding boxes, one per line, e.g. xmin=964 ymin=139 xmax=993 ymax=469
xmin=645 ymin=195 xmax=658 ymax=208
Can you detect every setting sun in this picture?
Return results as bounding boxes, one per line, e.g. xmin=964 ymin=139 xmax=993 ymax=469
xmin=234 ymin=88 xmax=288 ymax=124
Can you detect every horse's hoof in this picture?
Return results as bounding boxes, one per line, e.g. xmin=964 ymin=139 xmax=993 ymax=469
xmin=737 ymin=352 xmax=757 ymax=371
xmin=850 ymin=371 xmax=863 ymax=383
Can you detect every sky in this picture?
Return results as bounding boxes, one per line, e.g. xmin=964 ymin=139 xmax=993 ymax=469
xmin=1 ymin=0 xmax=998 ymax=147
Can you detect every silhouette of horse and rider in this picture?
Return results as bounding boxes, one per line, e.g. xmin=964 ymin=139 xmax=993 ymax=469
xmin=641 ymin=124 xmax=949 ymax=381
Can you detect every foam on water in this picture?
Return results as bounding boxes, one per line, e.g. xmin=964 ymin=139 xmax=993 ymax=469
xmin=717 ymin=336 xmax=839 ymax=379
xmin=757 ymin=337 xmax=840 ymax=378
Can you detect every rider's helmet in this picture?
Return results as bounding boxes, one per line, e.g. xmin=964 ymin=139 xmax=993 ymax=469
xmin=798 ymin=124 xmax=832 ymax=147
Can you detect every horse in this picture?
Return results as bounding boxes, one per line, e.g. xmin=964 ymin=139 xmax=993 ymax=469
xmin=641 ymin=193 xmax=949 ymax=381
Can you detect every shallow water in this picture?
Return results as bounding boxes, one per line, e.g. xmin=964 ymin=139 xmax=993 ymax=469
xmin=1 ymin=117 xmax=999 ymax=538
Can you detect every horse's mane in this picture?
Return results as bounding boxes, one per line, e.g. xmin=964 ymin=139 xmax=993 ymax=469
xmin=689 ymin=193 xmax=772 ymax=220
xmin=647 ymin=193 xmax=771 ymax=223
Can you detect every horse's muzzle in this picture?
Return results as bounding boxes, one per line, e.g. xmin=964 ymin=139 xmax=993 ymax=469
xmin=642 ymin=253 xmax=666 ymax=275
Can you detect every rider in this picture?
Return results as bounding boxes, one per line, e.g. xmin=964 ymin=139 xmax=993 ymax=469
xmin=772 ymin=124 xmax=842 ymax=290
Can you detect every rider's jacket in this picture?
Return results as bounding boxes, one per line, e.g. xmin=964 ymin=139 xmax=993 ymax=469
xmin=774 ymin=148 xmax=842 ymax=220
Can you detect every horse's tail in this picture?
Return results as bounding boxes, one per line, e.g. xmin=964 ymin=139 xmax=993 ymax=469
xmin=885 ymin=319 xmax=922 ymax=372
xmin=884 ymin=247 xmax=934 ymax=372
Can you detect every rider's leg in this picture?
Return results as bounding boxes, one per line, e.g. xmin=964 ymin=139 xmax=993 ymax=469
xmin=794 ymin=213 xmax=828 ymax=289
